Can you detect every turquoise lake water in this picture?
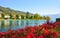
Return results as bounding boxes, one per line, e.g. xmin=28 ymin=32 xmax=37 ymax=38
xmin=0 ymin=20 xmax=46 ymax=32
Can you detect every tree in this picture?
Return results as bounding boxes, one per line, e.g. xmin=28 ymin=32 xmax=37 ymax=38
xmin=34 ymin=13 xmax=40 ymax=20
xmin=26 ymin=12 xmax=30 ymax=19
xmin=16 ymin=14 xmax=20 ymax=19
xmin=43 ymin=16 xmax=46 ymax=20
xmin=46 ymin=16 xmax=50 ymax=21
xmin=30 ymin=15 xmax=34 ymax=19
xmin=1 ymin=13 xmax=5 ymax=19
xmin=9 ymin=13 xmax=13 ymax=19
xmin=21 ymin=15 xmax=25 ymax=19
xmin=39 ymin=16 xmax=43 ymax=19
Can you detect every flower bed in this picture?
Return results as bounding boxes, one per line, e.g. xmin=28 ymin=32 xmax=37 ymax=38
xmin=0 ymin=22 xmax=60 ymax=38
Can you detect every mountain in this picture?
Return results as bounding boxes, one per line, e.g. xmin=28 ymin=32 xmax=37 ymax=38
xmin=46 ymin=14 xmax=60 ymax=22
xmin=1 ymin=6 xmax=58 ymax=21
xmin=0 ymin=6 xmax=33 ymax=15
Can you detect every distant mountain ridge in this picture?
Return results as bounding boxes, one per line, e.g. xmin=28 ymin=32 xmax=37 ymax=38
xmin=46 ymin=14 xmax=60 ymax=22
xmin=0 ymin=6 xmax=33 ymax=15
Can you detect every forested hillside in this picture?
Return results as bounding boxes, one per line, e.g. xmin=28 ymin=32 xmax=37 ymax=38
xmin=0 ymin=6 xmax=50 ymax=20
xmin=0 ymin=6 xmax=33 ymax=15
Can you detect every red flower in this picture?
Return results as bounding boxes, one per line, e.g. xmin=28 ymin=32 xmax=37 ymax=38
xmin=44 ymin=29 xmax=49 ymax=36
xmin=30 ymin=27 xmax=35 ymax=32
xmin=27 ymin=33 xmax=34 ymax=38
xmin=18 ymin=36 xmax=21 ymax=38
xmin=27 ymin=35 xmax=31 ymax=38
xmin=5 ymin=32 xmax=10 ymax=38
xmin=11 ymin=35 xmax=16 ymax=38
xmin=0 ymin=32 xmax=2 ymax=38
xmin=53 ymin=32 xmax=58 ymax=36
xmin=38 ymin=35 xmax=44 ymax=38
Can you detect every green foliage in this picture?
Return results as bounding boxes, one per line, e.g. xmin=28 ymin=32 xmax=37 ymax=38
xmin=26 ymin=12 xmax=30 ymax=19
xmin=34 ymin=13 xmax=40 ymax=20
xmin=46 ymin=16 xmax=50 ymax=21
xmin=56 ymin=18 xmax=60 ymax=22
xmin=1 ymin=13 xmax=5 ymax=19
xmin=16 ymin=14 xmax=20 ymax=19
xmin=9 ymin=13 xmax=13 ymax=19
xmin=39 ymin=16 xmax=43 ymax=19
xmin=43 ymin=16 xmax=46 ymax=20
xmin=30 ymin=15 xmax=34 ymax=19
xmin=21 ymin=15 xmax=25 ymax=19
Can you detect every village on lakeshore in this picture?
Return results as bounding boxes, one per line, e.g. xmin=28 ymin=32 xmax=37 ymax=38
xmin=0 ymin=6 xmax=51 ymax=20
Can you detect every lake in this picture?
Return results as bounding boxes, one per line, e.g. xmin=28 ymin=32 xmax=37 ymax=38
xmin=0 ymin=20 xmax=46 ymax=32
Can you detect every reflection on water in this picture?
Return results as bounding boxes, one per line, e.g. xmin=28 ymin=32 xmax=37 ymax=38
xmin=26 ymin=20 xmax=29 ymax=26
xmin=0 ymin=20 xmax=46 ymax=32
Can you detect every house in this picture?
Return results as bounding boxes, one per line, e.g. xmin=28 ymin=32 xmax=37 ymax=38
xmin=24 ymin=17 xmax=26 ymax=19
xmin=4 ymin=14 xmax=10 ymax=19
xmin=12 ymin=14 xmax=16 ymax=19
xmin=0 ymin=12 xmax=2 ymax=18
xmin=0 ymin=14 xmax=2 ymax=18
xmin=19 ymin=16 xmax=21 ymax=19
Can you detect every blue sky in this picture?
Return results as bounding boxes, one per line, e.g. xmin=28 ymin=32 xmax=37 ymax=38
xmin=0 ymin=0 xmax=60 ymax=15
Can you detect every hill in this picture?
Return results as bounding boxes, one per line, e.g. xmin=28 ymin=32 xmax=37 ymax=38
xmin=46 ymin=14 xmax=60 ymax=22
xmin=0 ymin=6 xmax=50 ymax=20
xmin=0 ymin=6 xmax=33 ymax=15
